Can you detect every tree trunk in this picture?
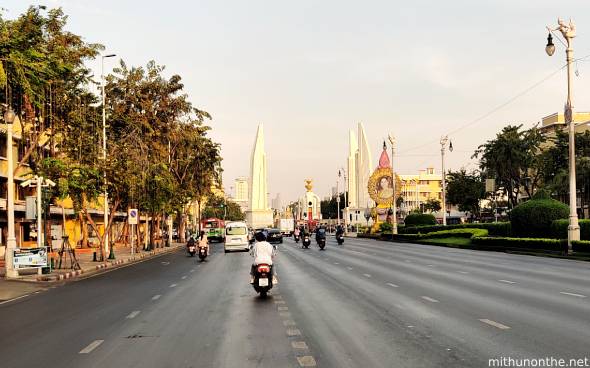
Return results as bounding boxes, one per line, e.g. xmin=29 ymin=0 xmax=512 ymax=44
xmin=149 ymin=212 xmax=156 ymax=250
xmin=179 ymin=207 xmax=186 ymax=243
xmin=78 ymin=211 xmax=89 ymax=248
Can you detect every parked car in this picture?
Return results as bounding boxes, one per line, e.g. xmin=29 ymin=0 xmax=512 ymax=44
xmin=266 ymin=228 xmax=283 ymax=244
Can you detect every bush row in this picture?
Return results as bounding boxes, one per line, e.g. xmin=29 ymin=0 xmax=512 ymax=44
xmin=399 ymin=222 xmax=510 ymax=237
xmin=471 ymin=237 xmax=567 ymax=252
xmin=510 ymin=198 xmax=569 ymax=238
xmin=550 ymin=219 xmax=590 ymax=240
xmin=571 ymin=240 xmax=590 ymax=253
xmin=404 ymin=213 xmax=437 ymax=226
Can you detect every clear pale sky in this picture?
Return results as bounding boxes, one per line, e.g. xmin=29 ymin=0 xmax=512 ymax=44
xmin=4 ymin=1 xmax=590 ymax=203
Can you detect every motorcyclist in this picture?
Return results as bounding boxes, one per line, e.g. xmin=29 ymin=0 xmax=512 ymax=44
xmin=197 ymin=230 xmax=210 ymax=255
xmin=336 ymin=224 xmax=344 ymax=236
xmin=315 ymin=226 xmax=327 ymax=243
xmin=250 ymin=230 xmax=276 ymax=284
xmin=293 ymin=227 xmax=300 ymax=239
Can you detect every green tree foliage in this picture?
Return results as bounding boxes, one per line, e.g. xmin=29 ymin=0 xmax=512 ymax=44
xmin=446 ymin=169 xmax=486 ymax=218
xmin=320 ymin=193 xmax=346 ymax=219
xmin=202 ymin=195 xmax=244 ymax=221
xmin=473 ymin=125 xmax=544 ymax=208
xmin=423 ymin=198 xmax=441 ymax=213
xmin=404 ymin=213 xmax=436 ymax=226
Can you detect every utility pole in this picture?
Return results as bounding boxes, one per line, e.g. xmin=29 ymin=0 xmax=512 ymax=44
xmin=4 ymin=106 xmax=18 ymax=278
xmin=101 ymin=53 xmax=116 ymax=260
xmin=388 ymin=134 xmax=398 ymax=235
xmin=336 ymin=171 xmax=341 ymax=226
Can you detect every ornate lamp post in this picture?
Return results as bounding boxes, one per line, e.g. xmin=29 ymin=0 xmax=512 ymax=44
xmin=546 ymin=19 xmax=579 ymax=253
xmin=4 ymin=106 xmax=18 ymax=278
xmin=388 ymin=134 xmax=398 ymax=235
xmin=101 ymin=53 xmax=116 ymax=260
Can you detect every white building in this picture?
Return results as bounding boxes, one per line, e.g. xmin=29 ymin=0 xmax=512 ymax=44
xmin=343 ymin=123 xmax=374 ymax=226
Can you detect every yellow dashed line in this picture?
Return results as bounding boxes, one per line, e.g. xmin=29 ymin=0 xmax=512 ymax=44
xmin=297 ymin=356 xmax=317 ymax=367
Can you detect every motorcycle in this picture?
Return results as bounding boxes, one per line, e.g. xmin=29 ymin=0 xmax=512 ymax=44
xmin=187 ymin=243 xmax=196 ymax=257
xmin=317 ymin=237 xmax=326 ymax=250
xmin=336 ymin=233 xmax=344 ymax=245
xmin=302 ymin=236 xmax=310 ymax=249
xmin=294 ymin=234 xmax=300 ymax=243
xmin=198 ymin=244 xmax=207 ymax=261
xmin=252 ymin=263 xmax=273 ymax=297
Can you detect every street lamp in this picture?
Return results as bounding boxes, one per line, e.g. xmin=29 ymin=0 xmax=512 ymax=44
xmin=336 ymin=170 xmax=341 ymax=227
xmin=4 ymin=106 xmax=18 ymax=278
xmin=440 ymin=135 xmax=449 ymax=226
xmin=546 ymin=19 xmax=579 ymax=253
xmin=387 ymin=134 xmax=398 ymax=235
xmin=339 ymin=167 xmax=348 ymax=234
xmin=101 ymin=53 xmax=116 ymax=260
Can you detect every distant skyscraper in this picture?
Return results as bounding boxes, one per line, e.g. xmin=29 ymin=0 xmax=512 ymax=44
xmin=234 ymin=177 xmax=249 ymax=212
xmin=272 ymin=193 xmax=282 ymax=211
xmin=331 ymin=186 xmax=337 ymax=197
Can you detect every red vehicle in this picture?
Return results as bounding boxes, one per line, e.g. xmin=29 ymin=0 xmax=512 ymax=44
xmin=201 ymin=218 xmax=226 ymax=243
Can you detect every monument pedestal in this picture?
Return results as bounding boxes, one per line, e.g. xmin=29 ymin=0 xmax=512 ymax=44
xmin=246 ymin=209 xmax=274 ymax=229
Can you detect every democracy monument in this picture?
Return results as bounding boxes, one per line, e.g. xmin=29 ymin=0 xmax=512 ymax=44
xmin=245 ymin=123 xmax=274 ymax=228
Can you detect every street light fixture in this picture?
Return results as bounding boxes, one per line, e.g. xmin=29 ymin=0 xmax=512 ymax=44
xmin=440 ymin=135 xmax=449 ymax=226
xmin=101 ymin=53 xmax=116 ymax=260
xmin=4 ymin=106 xmax=18 ymax=278
xmin=546 ymin=19 xmax=579 ymax=253
xmin=387 ymin=134 xmax=398 ymax=235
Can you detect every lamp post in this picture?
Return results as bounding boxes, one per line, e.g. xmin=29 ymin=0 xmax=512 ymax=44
xmin=440 ymin=135 xmax=449 ymax=226
xmin=388 ymin=134 xmax=398 ymax=235
xmin=546 ymin=19 xmax=579 ymax=253
xmin=4 ymin=106 xmax=18 ymax=278
xmin=340 ymin=167 xmax=348 ymax=235
xmin=101 ymin=53 xmax=116 ymax=260
xmin=336 ymin=170 xmax=341 ymax=226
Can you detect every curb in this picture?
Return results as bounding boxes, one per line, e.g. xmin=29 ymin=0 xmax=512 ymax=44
xmin=35 ymin=245 xmax=182 ymax=282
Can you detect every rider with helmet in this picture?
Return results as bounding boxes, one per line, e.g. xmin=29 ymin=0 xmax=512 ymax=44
xmin=249 ymin=230 xmax=276 ymax=284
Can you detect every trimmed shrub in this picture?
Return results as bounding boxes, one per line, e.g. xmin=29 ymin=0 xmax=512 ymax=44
xmin=399 ymin=222 xmax=510 ymax=236
xmin=423 ymin=228 xmax=488 ymax=239
xmin=572 ymin=240 xmax=590 ymax=253
xmin=510 ymin=199 xmax=569 ymax=238
xmin=550 ymin=219 xmax=590 ymax=240
xmin=404 ymin=213 xmax=436 ymax=226
xmin=379 ymin=222 xmax=393 ymax=233
xmin=471 ymin=236 xmax=567 ymax=252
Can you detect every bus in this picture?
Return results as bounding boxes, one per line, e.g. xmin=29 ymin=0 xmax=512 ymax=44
xmin=201 ymin=218 xmax=225 ymax=242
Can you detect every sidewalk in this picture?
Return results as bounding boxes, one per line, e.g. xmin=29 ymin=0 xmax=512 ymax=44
xmin=0 ymin=242 xmax=184 ymax=283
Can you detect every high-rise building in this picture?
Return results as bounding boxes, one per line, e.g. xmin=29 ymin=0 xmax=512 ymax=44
xmin=271 ymin=193 xmax=282 ymax=211
xmin=234 ymin=177 xmax=249 ymax=212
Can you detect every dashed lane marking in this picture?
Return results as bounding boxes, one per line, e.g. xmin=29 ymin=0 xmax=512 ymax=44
xmin=457 ymin=271 xmax=469 ymax=274
xmin=283 ymin=320 xmax=296 ymax=326
xmin=333 ymin=262 xmax=339 ymax=265
xmin=278 ymin=306 xmax=289 ymax=311
xmin=292 ymin=341 xmax=308 ymax=349
xmin=79 ymin=340 xmax=104 ymax=354
xmin=152 ymin=295 xmax=161 ymax=301
xmin=287 ymin=329 xmax=301 ymax=336
xmin=421 ymin=296 xmax=439 ymax=303
xmin=560 ymin=292 xmax=587 ymax=298
xmin=363 ymin=273 xmax=371 ymax=278
xmin=274 ymin=300 xmax=286 ymax=304
xmin=498 ymin=280 xmax=516 ymax=284
xmin=190 ymin=270 xmax=195 ymax=273
xmin=347 ymin=267 xmax=353 ymax=270
xmin=181 ymin=276 xmax=187 ymax=280
xmin=126 ymin=310 xmax=141 ymax=319
xmin=280 ymin=312 xmax=292 ymax=318
xmin=427 ymin=264 xmax=435 ymax=267
xmin=386 ymin=283 xmax=399 ymax=288
xmin=161 ymin=262 xmax=170 ymax=265
xmin=169 ymin=284 xmax=177 ymax=288
xmin=479 ymin=319 xmax=511 ymax=330
xmin=297 ymin=356 xmax=317 ymax=367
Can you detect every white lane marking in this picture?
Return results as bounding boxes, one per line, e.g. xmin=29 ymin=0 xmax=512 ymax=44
xmin=292 ymin=341 xmax=308 ymax=349
xmin=297 ymin=356 xmax=317 ymax=367
xmin=161 ymin=261 xmax=170 ymax=265
xmin=152 ymin=294 xmax=161 ymax=300
xmin=386 ymin=283 xmax=399 ymax=288
xmin=457 ymin=271 xmax=469 ymax=274
xmin=0 ymin=294 xmax=31 ymax=305
xmin=427 ymin=264 xmax=434 ymax=267
xmin=363 ymin=273 xmax=372 ymax=278
xmin=421 ymin=296 xmax=439 ymax=303
xmin=181 ymin=276 xmax=187 ymax=280
xmin=347 ymin=267 xmax=353 ymax=270
xmin=479 ymin=319 xmax=510 ymax=330
xmin=498 ymin=280 xmax=516 ymax=284
xmin=126 ymin=310 xmax=141 ymax=319
xmin=560 ymin=292 xmax=587 ymax=298
xmin=79 ymin=340 xmax=104 ymax=354
xmin=190 ymin=269 xmax=195 ymax=273
xmin=169 ymin=284 xmax=177 ymax=288
xmin=333 ymin=262 xmax=339 ymax=265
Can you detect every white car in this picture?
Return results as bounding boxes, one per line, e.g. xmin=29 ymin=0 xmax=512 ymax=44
xmin=224 ymin=221 xmax=250 ymax=253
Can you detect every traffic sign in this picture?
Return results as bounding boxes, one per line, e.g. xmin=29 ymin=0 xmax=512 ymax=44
xmin=128 ymin=208 xmax=138 ymax=225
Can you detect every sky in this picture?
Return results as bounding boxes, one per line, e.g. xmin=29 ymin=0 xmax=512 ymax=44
xmin=3 ymin=0 xmax=590 ymax=204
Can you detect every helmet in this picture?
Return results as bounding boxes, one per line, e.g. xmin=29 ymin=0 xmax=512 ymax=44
xmin=254 ymin=230 xmax=268 ymax=242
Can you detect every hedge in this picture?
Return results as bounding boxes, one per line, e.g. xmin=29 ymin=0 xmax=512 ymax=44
xmin=572 ymin=240 xmax=590 ymax=253
xmin=550 ymin=219 xmax=590 ymax=240
xmin=399 ymin=222 xmax=510 ymax=237
xmin=471 ymin=236 xmax=567 ymax=252
xmin=423 ymin=228 xmax=488 ymax=239
xmin=510 ymin=199 xmax=569 ymax=238
xmin=404 ymin=213 xmax=436 ymax=226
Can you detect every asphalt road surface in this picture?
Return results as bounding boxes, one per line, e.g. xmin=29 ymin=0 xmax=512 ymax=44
xmin=1 ymin=237 xmax=589 ymax=368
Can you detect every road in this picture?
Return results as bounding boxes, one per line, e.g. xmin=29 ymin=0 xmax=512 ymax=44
xmin=1 ymin=237 xmax=589 ymax=368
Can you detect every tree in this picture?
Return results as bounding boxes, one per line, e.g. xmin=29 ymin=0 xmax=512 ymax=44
xmin=446 ymin=169 xmax=486 ymax=218
xmin=320 ymin=193 xmax=346 ymax=219
xmin=473 ymin=125 xmax=544 ymax=208
xmin=423 ymin=198 xmax=441 ymax=213
xmin=202 ymin=196 xmax=244 ymax=221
